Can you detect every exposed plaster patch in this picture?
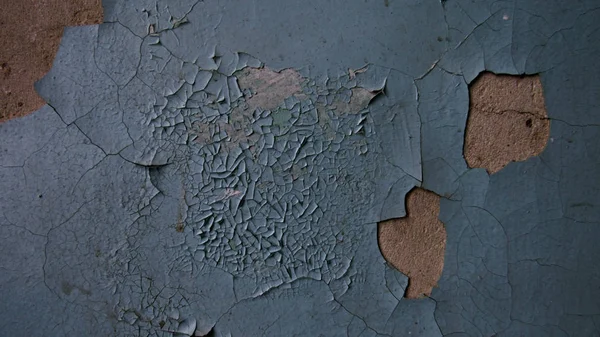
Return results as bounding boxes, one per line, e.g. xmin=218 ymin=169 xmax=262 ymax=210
xmin=464 ymin=72 xmax=550 ymax=174
xmin=378 ymin=188 xmax=446 ymax=299
xmin=0 ymin=0 xmax=103 ymax=122
xmin=235 ymin=67 xmax=304 ymax=111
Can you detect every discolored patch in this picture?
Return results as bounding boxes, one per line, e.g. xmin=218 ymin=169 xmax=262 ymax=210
xmin=378 ymin=188 xmax=446 ymax=299
xmin=61 ymin=280 xmax=91 ymax=296
xmin=194 ymin=67 xmax=306 ymax=149
xmin=189 ymin=118 xmax=259 ymax=150
xmin=235 ymin=67 xmax=304 ymax=111
xmin=315 ymin=86 xmax=379 ymax=140
xmin=331 ymin=88 xmax=378 ymax=115
xmin=464 ymin=72 xmax=550 ymax=174
xmin=0 ymin=0 xmax=103 ymax=122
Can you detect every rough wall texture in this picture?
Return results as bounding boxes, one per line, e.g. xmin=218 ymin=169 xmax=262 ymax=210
xmin=1 ymin=0 xmax=600 ymax=336
xmin=0 ymin=0 xmax=103 ymax=122
xmin=378 ymin=188 xmax=446 ymax=299
xmin=465 ymin=72 xmax=550 ymax=174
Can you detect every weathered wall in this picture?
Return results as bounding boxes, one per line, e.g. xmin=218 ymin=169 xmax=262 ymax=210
xmin=1 ymin=0 xmax=599 ymax=336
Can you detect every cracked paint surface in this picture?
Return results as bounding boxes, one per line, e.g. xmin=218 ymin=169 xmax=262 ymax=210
xmin=1 ymin=0 xmax=600 ymax=336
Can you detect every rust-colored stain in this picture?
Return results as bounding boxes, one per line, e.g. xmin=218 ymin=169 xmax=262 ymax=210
xmin=464 ymin=72 xmax=550 ymax=174
xmin=378 ymin=188 xmax=446 ymax=299
xmin=0 ymin=0 xmax=103 ymax=122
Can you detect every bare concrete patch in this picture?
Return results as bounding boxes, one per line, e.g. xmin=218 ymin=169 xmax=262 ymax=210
xmin=0 ymin=0 xmax=103 ymax=122
xmin=464 ymin=72 xmax=550 ymax=174
xmin=236 ymin=67 xmax=304 ymax=111
xmin=378 ymin=188 xmax=446 ymax=299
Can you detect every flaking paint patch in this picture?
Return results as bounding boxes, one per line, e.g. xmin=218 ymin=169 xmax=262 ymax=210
xmin=464 ymin=72 xmax=550 ymax=174
xmin=378 ymin=188 xmax=446 ymax=299
xmin=5 ymin=0 xmax=599 ymax=335
xmin=315 ymin=86 xmax=379 ymax=141
xmin=190 ymin=117 xmax=260 ymax=151
xmin=235 ymin=67 xmax=304 ymax=111
xmin=331 ymin=88 xmax=378 ymax=115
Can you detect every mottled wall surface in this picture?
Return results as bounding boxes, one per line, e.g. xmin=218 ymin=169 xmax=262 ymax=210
xmin=1 ymin=0 xmax=599 ymax=336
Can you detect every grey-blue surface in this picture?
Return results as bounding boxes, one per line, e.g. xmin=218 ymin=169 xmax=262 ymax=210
xmin=1 ymin=0 xmax=599 ymax=336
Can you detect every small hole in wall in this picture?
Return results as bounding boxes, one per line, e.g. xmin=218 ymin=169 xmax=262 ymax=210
xmin=377 ymin=188 xmax=446 ymax=299
xmin=464 ymin=72 xmax=550 ymax=174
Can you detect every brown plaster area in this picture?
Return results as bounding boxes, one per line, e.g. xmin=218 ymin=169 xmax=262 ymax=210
xmin=0 ymin=0 xmax=103 ymax=123
xmin=464 ymin=72 xmax=550 ymax=174
xmin=378 ymin=188 xmax=446 ymax=299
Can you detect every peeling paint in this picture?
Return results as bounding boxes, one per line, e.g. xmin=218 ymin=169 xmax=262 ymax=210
xmin=235 ymin=67 xmax=305 ymax=111
xmin=330 ymin=88 xmax=379 ymax=115
xmin=1 ymin=0 xmax=599 ymax=336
